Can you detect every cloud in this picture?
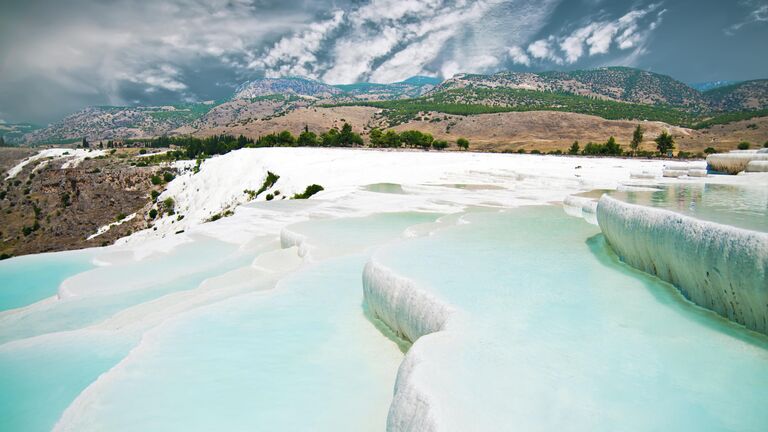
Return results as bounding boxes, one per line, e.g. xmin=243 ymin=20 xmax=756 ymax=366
xmin=118 ymin=65 xmax=188 ymax=93
xmin=249 ymin=10 xmax=345 ymax=78
xmin=522 ymin=3 xmax=664 ymax=67
xmin=527 ymin=37 xmax=563 ymax=64
xmin=725 ymin=1 xmax=768 ymax=35
xmin=507 ymin=46 xmax=531 ymax=66
xmin=253 ymin=0 xmax=558 ymax=84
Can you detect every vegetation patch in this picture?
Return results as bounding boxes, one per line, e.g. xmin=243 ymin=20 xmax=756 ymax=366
xmin=292 ymin=184 xmax=324 ymax=199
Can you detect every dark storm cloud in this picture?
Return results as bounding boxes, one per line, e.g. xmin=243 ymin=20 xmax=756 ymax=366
xmin=0 ymin=0 xmax=766 ymax=124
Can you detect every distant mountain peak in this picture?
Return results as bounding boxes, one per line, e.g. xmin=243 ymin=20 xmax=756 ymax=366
xmin=233 ymin=77 xmax=343 ymax=100
xmin=397 ymin=76 xmax=442 ymax=86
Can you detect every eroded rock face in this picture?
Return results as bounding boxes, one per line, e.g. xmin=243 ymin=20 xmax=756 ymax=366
xmin=0 ymin=152 xmax=159 ymax=257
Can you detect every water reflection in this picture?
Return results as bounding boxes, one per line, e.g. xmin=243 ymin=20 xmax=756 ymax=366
xmin=608 ymin=183 xmax=768 ymax=232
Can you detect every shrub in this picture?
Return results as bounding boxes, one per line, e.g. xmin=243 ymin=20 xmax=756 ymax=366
xmin=116 ymin=213 xmax=127 ymax=221
xmin=517 ymin=149 xmax=526 ymax=154
xmin=256 ymin=171 xmax=280 ymax=197
xmin=737 ymin=141 xmax=751 ymax=150
xmin=163 ymin=172 xmax=175 ymax=183
xmin=61 ymin=193 xmax=71 ymax=207
xmin=139 ymin=149 xmax=147 ymax=155
xmin=265 ymin=193 xmax=274 ymax=201
xmin=568 ymin=141 xmax=580 ymax=155
xmin=456 ymin=137 xmax=469 ymax=150
xmin=148 ymin=209 xmax=158 ymax=219
xmin=530 ymin=149 xmax=541 ymax=154
xmin=163 ymin=197 xmax=175 ymax=210
xmin=677 ymin=151 xmax=692 ymax=159
xmin=151 ymin=175 xmax=162 ymax=185
xmin=704 ymin=147 xmax=717 ymax=154
xmin=150 ymin=190 xmax=160 ymax=201
xmin=764 ymin=141 xmax=768 ymax=148
xmin=292 ymin=184 xmax=324 ymax=199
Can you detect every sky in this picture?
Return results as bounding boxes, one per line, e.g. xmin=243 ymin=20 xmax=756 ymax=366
xmin=0 ymin=0 xmax=766 ymax=124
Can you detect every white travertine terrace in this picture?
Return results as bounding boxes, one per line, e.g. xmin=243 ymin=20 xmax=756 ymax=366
xmin=597 ymin=195 xmax=768 ymax=333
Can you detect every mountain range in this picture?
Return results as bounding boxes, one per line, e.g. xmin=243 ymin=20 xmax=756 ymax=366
xmin=8 ymin=68 xmax=768 ymax=145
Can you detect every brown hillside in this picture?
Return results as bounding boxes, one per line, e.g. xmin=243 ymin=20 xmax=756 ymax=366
xmin=186 ymin=106 xmax=768 ymax=154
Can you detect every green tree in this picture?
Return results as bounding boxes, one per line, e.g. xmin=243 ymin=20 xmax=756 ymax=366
xmin=277 ymin=130 xmax=296 ymax=146
xmin=82 ymin=137 xmax=89 ymax=148
xmin=321 ymin=129 xmax=338 ymax=147
xmin=400 ymin=130 xmax=433 ymax=150
xmin=630 ymin=125 xmax=644 ymax=154
xmin=568 ymin=141 xmax=580 ymax=155
xmin=381 ymin=130 xmax=401 ymax=148
xmin=704 ymin=147 xmax=717 ymax=154
xmin=298 ymin=130 xmax=319 ymax=147
xmin=0 ymin=136 xmax=5 ymax=147
xmin=654 ymin=131 xmax=675 ymax=155
xmin=604 ymin=136 xmax=622 ymax=156
xmin=369 ymin=128 xmax=383 ymax=147
xmin=337 ymin=123 xmax=363 ymax=147
xmin=456 ymin=137 xmax=469 ymax=150
xmin=432 ymin=139 xmax=448 ymax=150
xmin=582 ymin=142 xmax=602 ymax=155
xmin=737 ymin=141 xmax=751 ymax=150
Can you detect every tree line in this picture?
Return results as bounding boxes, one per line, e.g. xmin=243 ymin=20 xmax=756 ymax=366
xmin=566 ymin=126 xmax=676 ymax=157
xmin=135 ymin=122 xmax=470 ymax=160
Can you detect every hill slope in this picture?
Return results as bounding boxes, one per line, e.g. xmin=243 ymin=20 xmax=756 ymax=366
xmin=434 ymin=67 xmax=709 ymax=109
xmin=233 ymin=77 xmax=343 ymax=100
xmin=17 ymin=68 xmax=768 ymax=144
xmin=24 ymin=103 xmax=216 ymax=144
xmin=705 ymin=80 xmax=768 ymax=111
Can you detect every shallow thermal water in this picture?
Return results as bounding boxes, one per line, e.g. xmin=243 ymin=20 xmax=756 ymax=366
xmin=607 ymin=183 xmax=768 ymax=232
xmin=0 ymin=250 xmax=95 ymax=311
xmin=0 ymin=212 xmax=438 ymax=432
xmin=1 ymin=202 xmax=766 ymax=431
xmin=369 ymin=206 xmax=768 ymax=430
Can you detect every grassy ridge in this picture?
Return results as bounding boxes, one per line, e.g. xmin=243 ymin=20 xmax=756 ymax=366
xmin=691 ymin=108 xmax=768 ymax=129
xmin=327 ymin=88 xmax=698 ymax=126
xmin=325 ymin=87 xmax=765 ymax=128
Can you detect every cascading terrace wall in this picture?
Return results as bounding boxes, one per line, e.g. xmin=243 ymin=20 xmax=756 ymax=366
xmin=597 ymin=195 xmax=768 ymax=334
